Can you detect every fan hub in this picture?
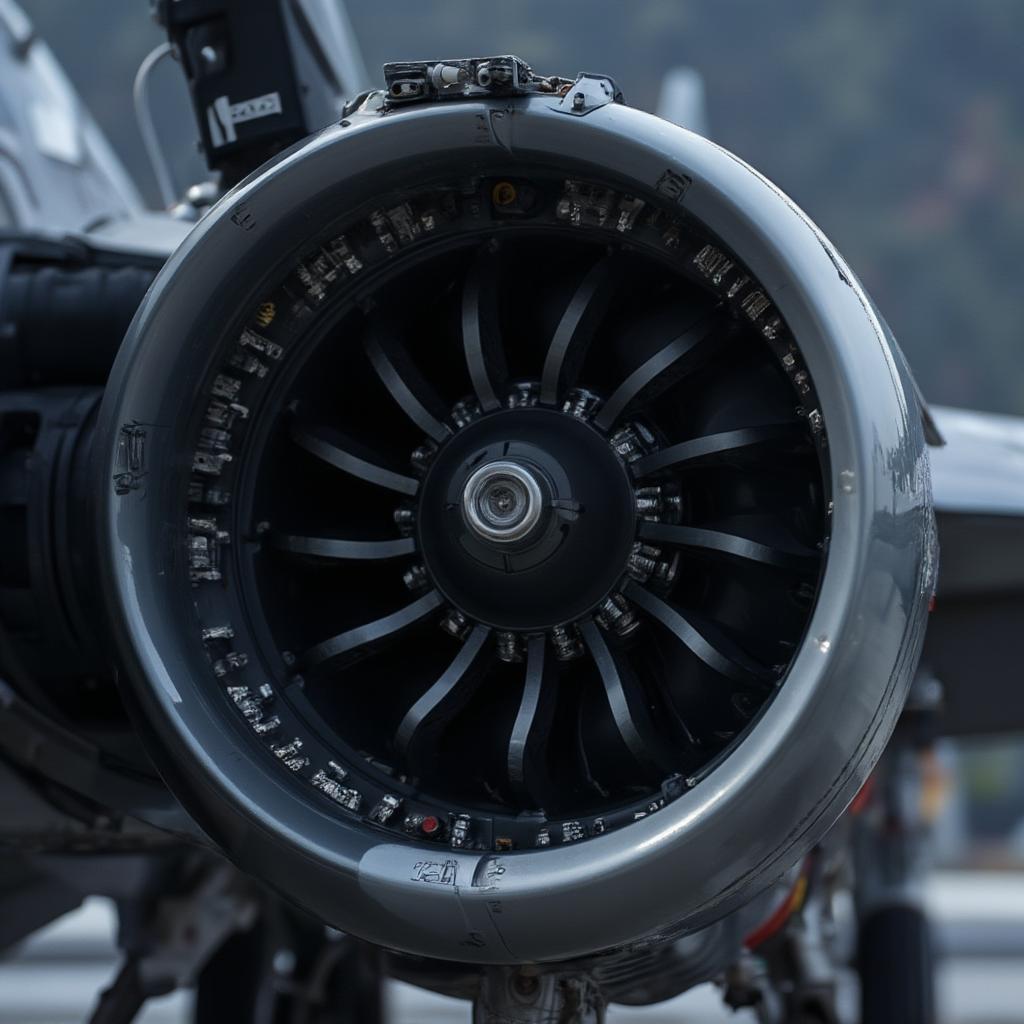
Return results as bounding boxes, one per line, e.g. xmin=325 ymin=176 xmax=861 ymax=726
xmin=418 ymin=408 xmax=637 ymax=631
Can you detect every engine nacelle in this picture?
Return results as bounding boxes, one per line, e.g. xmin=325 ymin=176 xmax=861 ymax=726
xmin=97 ymin=60 xmax=935 ymax=963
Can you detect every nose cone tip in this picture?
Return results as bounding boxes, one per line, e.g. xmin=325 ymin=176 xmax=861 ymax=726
xmin=461 ymin=459 xmax=546 ymax=544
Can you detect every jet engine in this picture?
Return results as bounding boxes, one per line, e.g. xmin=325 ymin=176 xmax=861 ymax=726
xmin=91 ymin=57 xmax=935 ymax=964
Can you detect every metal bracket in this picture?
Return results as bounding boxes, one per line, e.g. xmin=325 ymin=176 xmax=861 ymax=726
xmin=554 ymin=74 xmax=623 ymax=116
xmin=382 ymin=55 xmax=575 ymax=108
xmin=380 ymin=57 xmax=624 ymax=118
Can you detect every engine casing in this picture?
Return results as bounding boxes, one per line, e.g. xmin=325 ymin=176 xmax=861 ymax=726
xmin=97 ymin=81 xmax=935 ymax=963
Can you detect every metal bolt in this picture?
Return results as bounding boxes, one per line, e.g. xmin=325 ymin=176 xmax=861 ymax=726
xmin=403 ymin=564 xmax=428 ymax=591
xmin=562 ymin=388 xmax=602 ymax=420
xmin=627 ymin=542 xmax=661 ymax=583
xmin=440 ymin=609 xmax=471 ymax=641
xmin=411 ymin=442 xmax=437 ymax=473
xmin=550 ymin=624 xmax=583 ymax=661
xmin=635 ymin=485 xmax=663 ymax=518
xmin=596 ymin=594 xmax=639 ymax=638
xmin=496 ymin=631 xmax=522 ymax=663
xmin=651 ymin=552 xmax=680 ymax=588
xmin=394 ymin=507 xmax=416 ymax=534
xmin=451 ymin=398 xmax=480 ymax=429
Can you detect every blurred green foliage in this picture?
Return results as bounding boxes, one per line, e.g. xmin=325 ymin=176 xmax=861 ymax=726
xmin=21 ymin=0 xmax=1024 ymax=414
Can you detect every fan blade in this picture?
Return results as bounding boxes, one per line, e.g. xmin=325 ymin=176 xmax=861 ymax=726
xmin=540 ymin=257 xmax=615 ymax=406
xmin=271 ymin=534 xmax=416 ymax=561
xmin=507 ymin=634 xmax=558 ymax=807
xmin=638 ymin=522 xmax=818 ymax=573
xmin=364 ymin=319 xmax=452 ymax=443
xmin=461 ymin=250 xmax=507 ymax=412
xmin=303 ymin=590 xmax=443 ymax=670
xmin=394 ymin=625 xmax=492 ymax=770
xmin=291 ymin=419 xmax=418 ymax=496
xmin=631 ymin=423 xmax=805 ymax=478
xmin=593 ymin=314 xmax=717 ymax=432
xmin=624 ymin=582 xmax=770 ymax=684
xmin=579 ymin=619 xmax=674 ymax=773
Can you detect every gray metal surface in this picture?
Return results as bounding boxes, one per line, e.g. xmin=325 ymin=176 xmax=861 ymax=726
xmin=931 ymin=405 xmax=1024 ymax=517
xmin=922 ymin=405 xmax=1024 ymax=737
xmin=0 ymin=0 xmax=142 ymax=230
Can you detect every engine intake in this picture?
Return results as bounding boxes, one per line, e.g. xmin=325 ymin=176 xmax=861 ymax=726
xmin=96 ymin=63 xmax=935 ymax=963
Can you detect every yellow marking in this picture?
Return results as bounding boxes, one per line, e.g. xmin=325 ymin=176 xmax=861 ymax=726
xmin=492 ymin=181 xmax=517 ymax=207
xmin=790 ymin=873 xmax=809 ymax=914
